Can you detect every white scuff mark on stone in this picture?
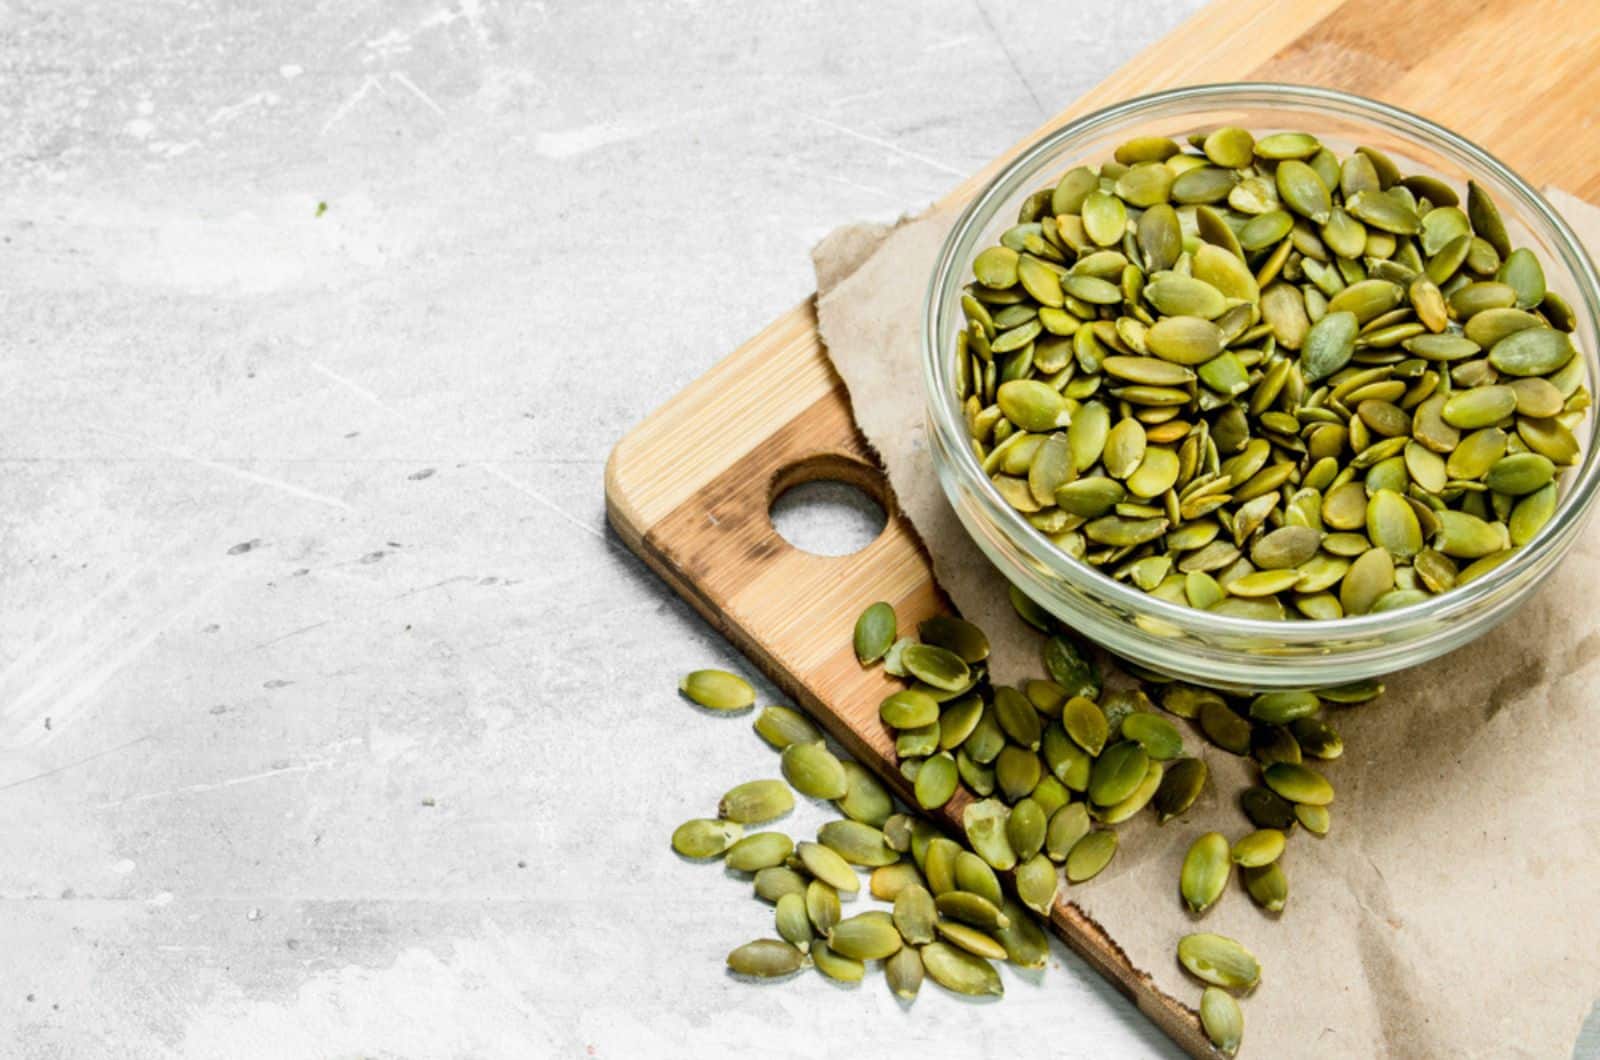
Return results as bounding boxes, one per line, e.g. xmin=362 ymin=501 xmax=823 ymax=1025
xmin=148 ymin=891 xmax=175 ymax=907
xmin=799 ymin=112 xmax=965 ymax=177
xmin=125 ymin=119 xmax=154 ymax=139
xmin=533 ymin=120 xmax=649 ymax=160
xmin=207 ymin=92 xmax=281 ymax=127
xmin=321 ymin=75 xmax=386 ymax=136
xmin=279 ymin=64 xmax=303 ymax=80
xmin=389 ymin=72 xmax=446 ymax=116
xmin=136 ymin=100 xmax=155 ymax=115
xmin=112 ymin=859 xmax=136 ymax=875
xmin=87 ymin=425 xmax=356 ymax=511
xmin=98 ymin=757 xmax=340 ymax=809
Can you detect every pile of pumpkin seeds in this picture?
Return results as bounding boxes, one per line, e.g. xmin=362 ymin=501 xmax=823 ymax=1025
xmin=957 ymin=128 xmax=1590 ymax=619
xmin=675 ymin=669 xmax=1052 ymax=1000
xmin=675 ymin=592 xmax=1360 ymax=1054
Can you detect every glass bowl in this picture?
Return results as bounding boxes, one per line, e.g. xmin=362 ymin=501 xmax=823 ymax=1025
xmin=922 ymin=83 xmax=1600 ymax=690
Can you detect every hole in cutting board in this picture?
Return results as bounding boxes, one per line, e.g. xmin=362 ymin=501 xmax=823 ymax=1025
xmin=769 ymin=456 xmax=888 ymax=557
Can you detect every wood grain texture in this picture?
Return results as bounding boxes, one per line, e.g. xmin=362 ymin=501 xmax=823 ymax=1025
xmin=606 ymin=0 xmax=1594 ymax=1054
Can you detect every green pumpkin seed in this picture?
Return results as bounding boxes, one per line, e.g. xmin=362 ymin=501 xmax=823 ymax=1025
xmin=1485 ymin=452 xmax=1555 ymax=495
xmin=921 ymin=941 xmax=1003 ymax=996
xmin=1013 ymin=853 xmax=1058 ymax=916
xmin=1248 ymin=690 xmax=1321 ymax=725
xmin=834 ymin=760 xmax=893 ymax=827
xmin=881 ymin=689 xmax=940 ymax=729
xmin=852 ymin=602 xmax=896 ymax=664
xmin=892 ymin=883 xmax=938 ymax=945
xmin=1006 ymin=797 xmax=1048 ymax=861
xmin=1172 ymin=165 xmax=1237 ymax=205
xmin=1046 ymin=801 xmax=1093 ymax=861
xmin=782 ymin=741 xmax=848 ymax=800
xmin=1256 ymin=131 xmax=1320 ymax=159
xmin=754 ymin=706 xmax=822 ymax=750
xmin=1065 ymin=828 xmax=1118 ymax=883
xmin=1201 ymin=986 xmax=1245 ymax=1055
xmin=1251 ymin=724 xmax=1302 ymax=767
xmin=1180 ymin=832 xmax=1231 ymax=913
xmin=1200 ymin=700 xmax=1252 ymax=755
xmin=1263 ymin=762 xmax=1334 ymax=805
xmin=1147 ymin=316 xmax=1226 ymax=365
xmin=1240 ymin=786 xmax=1297 ymax=830
xmin=974 ymin=246 xmax=1020 ymax=288
xmin=1082 ymin=190 xmax=1128 ymax=247
xmin=1467 ymin=181 xmax=1511 ymax=257
xmin=963 ymin=798 xmax=1017 ymax=871
xmin=1489 ymin=326 xmax=1575 ymax=376
xmin=806 ymin=879 xmax=842 ymax=935
xmin=990 ymin=896 xmax=1049 ymax=968
xmin=1295 ymin=802 xmax=1332 ymax=836
xmin=1062 ymin=695 xmax=1109 ymax=755
xmin=1510 ymin=482 xmax=1558 ymax=545
xmin=755 ymin=865 xmax=808 ymax=903
xmin=720 ymin=780 xmax=794 ymax=824
xmin=935 ymin=919 xmax=1008 ymax=961
xmin=830 ymin=911 xmax=902 ymax=961
xmin=1154 ymin=757 xmax=1208 ymax=822
xmin=885 ymin=945 xmax=925 ymax=999
xmin=1243 ymin=862 xmax=1288 ymax=913
xmin=1276 ymin=160 xmax=1331 ymax=223
xmin=726 ymin=831 xmax=795 ymax=872
xmin=797 ymin=841 xmax=860 ymax=893
xmin=1178 ymin=933 xmax=1261 ymax=990
xmin=1231 ymin=829 xmax=1286 ymax=867
xmin=1340 ymin=546 xmax=1395 ymax=615
xmin=1301 ymin=310 xmax=1359 ymax=381
xmin=818 ymin=819 xmax=898 ymax=868
xmin=1121 ymin=712 xmax=1185 ymax=760
xmin=1434 ymin=509 xmax=1506 ymax=558
xmin=869 ymin=862 xmax=923 ymax=901
xmin=727 ymin=939 xmax=807 ymax=978
xmin=672 ymin=818 xmax=743 ymax=859
xmin=913 ymin=751 xmax=958 ymax=810
xmin=997 ymin=379 xmax=1070 ymax=432
xmin=1203 ymin=126 xmax=1255 ymax=167
xmin=680 ymin=669 xmax=755 ymax=711
xmin=1089 ymin=740 xmax=1149 ymax=806
xmin=1290 ymin=716 xmax=1344 ymax=759
xmin=953 ymin=850 xmax=1003 ymax=906
xmin=901 ymin=643 xmax=971 ymax=692
xmin=775 ymin=891 xmax=814 ymax=952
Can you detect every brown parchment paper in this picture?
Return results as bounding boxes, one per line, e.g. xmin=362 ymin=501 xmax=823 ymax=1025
xmin=813 ymin=191 xmax=1600 ymax=1059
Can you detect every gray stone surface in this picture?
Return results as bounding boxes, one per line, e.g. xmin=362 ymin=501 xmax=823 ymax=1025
xmin=1 ymin=1 xmax=1204 ymax=1055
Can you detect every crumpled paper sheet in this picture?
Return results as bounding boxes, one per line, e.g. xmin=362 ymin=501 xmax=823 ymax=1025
xmin=812 ymin=190 xmax=1600 ymax=1059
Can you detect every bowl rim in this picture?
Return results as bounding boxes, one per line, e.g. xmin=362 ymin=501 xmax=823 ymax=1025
xmin=921 ymin=81 xmax=1600 ymax=642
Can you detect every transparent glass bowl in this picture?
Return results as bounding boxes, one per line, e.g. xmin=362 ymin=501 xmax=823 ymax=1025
xmin=922 ymin=84 xmax=1600 ymax=690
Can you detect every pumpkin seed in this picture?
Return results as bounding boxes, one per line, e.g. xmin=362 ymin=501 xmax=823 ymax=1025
xmin=1180 ymin=831 xmax=1232 ymax=913
xmin=681 ymin=669 xmax=755 ymax=711
xmin=672 ymin=818 xmax=743 ymax=859
xmin=754 ymin=706 xmax=822 ymax=750
xmin=1065 ymin=828 xmax=1118 ymax=883
xmin=726 ymin=831 xmax=796 ymax=872
xmin=885 ymin=945 xmax=924 ymax=999
xmin=1201 ymin=986 xmax=1245 ymax=1055
xmin=1154 ymin=757 xmax=1208 ymax=822
xmin=755 ymin=866 xmax=808 ymax=904
xmin=853 ymin=602 xmax=896 ymax=664
xmin=1243 ymin=862 xmax=1288 ymax=913
xmin=830 ymin=911 xmax=902 ymax=961
xmin=797 ymin=841 xmax=860 ymax=893
xmin=1178 ymin=933 xmax=1261 ymax=990
xmin=1241 ymin=786 xmax=1298 ymax=830
xmin=921 ymin=941 xmax=1004 ymax=996
xmin=1231 ymin=829 xmax=1286 ymax=867
xmin=782 ymin=741 xmax=848 ymax=800
xmin=727 ymin=939 xmax=807 ymax=978
xmin=720 ymin=780 xmax=794 ymax=824
xmin=1263 ymin=762 xmax=1334 ymax=805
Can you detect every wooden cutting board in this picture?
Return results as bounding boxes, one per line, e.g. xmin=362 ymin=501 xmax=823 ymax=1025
xmin=606 ymin=1 xmax=1600 ymax=1054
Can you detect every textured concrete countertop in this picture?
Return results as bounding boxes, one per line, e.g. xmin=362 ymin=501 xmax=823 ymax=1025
xmin=1 ymin=1 xmax=1204 ymax=1056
